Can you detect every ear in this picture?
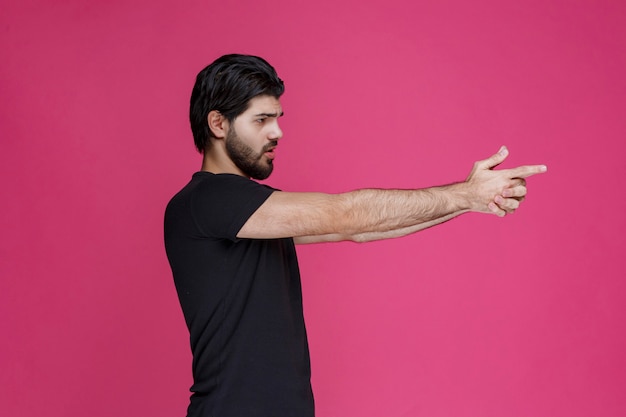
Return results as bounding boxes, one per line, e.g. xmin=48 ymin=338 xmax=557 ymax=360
xmin=207 ymin=110 xmax=229 ymax=139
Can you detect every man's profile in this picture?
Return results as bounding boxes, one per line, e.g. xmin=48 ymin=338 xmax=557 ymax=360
xmin=164 ymin=54 xmax=546 ymax=417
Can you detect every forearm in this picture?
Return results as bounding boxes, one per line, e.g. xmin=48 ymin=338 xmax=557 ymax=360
xmin=331 ymin=184 xmax=470 ymax=236
xmin=239 ymin=183 xmax=472 ymax=240
xmin=295 ymin=210 xmax=465 ymax=244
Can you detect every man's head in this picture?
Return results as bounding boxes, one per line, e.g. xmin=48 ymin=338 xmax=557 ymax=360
xmin=190 ymin=54 xmax=285 ymax=153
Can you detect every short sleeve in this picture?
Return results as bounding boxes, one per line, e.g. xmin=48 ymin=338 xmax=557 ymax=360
xmin=190 ymin=173 xmax=274 ymax=241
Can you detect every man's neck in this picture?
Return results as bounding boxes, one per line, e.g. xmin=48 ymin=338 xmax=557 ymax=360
xmin=201 ymin=147 xmax=246 ymax=177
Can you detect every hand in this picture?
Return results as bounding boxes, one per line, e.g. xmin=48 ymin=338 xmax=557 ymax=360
xmin=465 ymin=146 xmax=547 ymax=217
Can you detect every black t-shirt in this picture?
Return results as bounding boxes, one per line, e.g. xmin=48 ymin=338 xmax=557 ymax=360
xmin=164 ymin=172 xmax=314 ymax=417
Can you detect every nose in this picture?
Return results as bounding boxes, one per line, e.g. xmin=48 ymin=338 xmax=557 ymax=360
xmin=270 ymin=120 xmax=283 ymax=141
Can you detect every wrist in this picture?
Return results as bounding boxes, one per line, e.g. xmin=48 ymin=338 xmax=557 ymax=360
xmin=445 ymin=182 xmax=475 ymax=213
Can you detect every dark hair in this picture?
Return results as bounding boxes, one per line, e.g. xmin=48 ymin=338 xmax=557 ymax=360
xmin=189 ymin=54 xmax=285 ymax=152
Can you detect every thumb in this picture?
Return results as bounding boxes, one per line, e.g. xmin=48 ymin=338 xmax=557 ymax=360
xmin=476 ymin=146 xmax=509 ymax=170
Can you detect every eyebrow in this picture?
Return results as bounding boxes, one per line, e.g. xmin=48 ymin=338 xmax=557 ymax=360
xmin=253 ymin=111 xmax=284 ymax=118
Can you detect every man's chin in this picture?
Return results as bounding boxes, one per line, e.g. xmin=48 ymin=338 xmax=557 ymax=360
xmin=253 ymin=171 xmax=273 ymax=181
xmin=249 ymin=164 xmax=273 ymax=180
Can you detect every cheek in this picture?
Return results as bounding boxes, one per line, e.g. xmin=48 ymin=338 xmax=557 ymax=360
xmin=235 ymin=122 xmax=261 ymax=140
xmin=236 ymin=126 xmax=259 ymax=146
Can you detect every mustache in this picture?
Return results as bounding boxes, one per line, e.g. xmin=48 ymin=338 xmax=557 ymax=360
xmin=262 ymin=141 xmax=278 ymax=153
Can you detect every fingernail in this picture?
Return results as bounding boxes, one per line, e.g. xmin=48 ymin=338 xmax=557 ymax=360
xmin=540 ymin=165 xmax=547 ymax=172
xmin=499 ymin=146 xmax=508 ymax=156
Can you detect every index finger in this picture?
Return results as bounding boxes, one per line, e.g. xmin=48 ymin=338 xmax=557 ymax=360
xmin=507 ymin=164 xmax=548 ymax=179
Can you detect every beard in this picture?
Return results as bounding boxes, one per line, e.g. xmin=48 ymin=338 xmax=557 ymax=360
xmin=225 ymin=126 xmax=276 ymax=180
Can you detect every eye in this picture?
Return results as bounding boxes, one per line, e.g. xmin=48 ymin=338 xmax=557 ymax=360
xmin=255 ymin=117 xmax=266 ymax=124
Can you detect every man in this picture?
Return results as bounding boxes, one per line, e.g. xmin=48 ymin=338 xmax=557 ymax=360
xmin=164 ymin=54 xmax=547 ymax=417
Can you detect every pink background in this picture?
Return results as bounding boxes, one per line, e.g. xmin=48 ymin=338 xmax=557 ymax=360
xmin=2 ymin=0 xmax=625 ymax=416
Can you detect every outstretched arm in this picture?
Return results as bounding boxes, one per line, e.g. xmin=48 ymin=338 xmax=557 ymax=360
xmin=237 ymin=147 xmax=546 ymax=242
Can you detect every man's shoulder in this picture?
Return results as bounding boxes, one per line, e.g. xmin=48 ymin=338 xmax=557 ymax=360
xmin=171 ymin=172 xmax=266 ymax=198
xmin=167 ymin=171 xmax=275 ymax=212
xmin=165 ymin=171 xmax=276 ymax=241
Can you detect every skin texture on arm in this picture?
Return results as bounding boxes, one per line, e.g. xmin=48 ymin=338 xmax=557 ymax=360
xmin=293 ymin=211 xmax=463 ymax=244
xmin=239 ymin=185 xmax=466 ymax=240
xmin=237 ymin=147 xmax=547 ymax=243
